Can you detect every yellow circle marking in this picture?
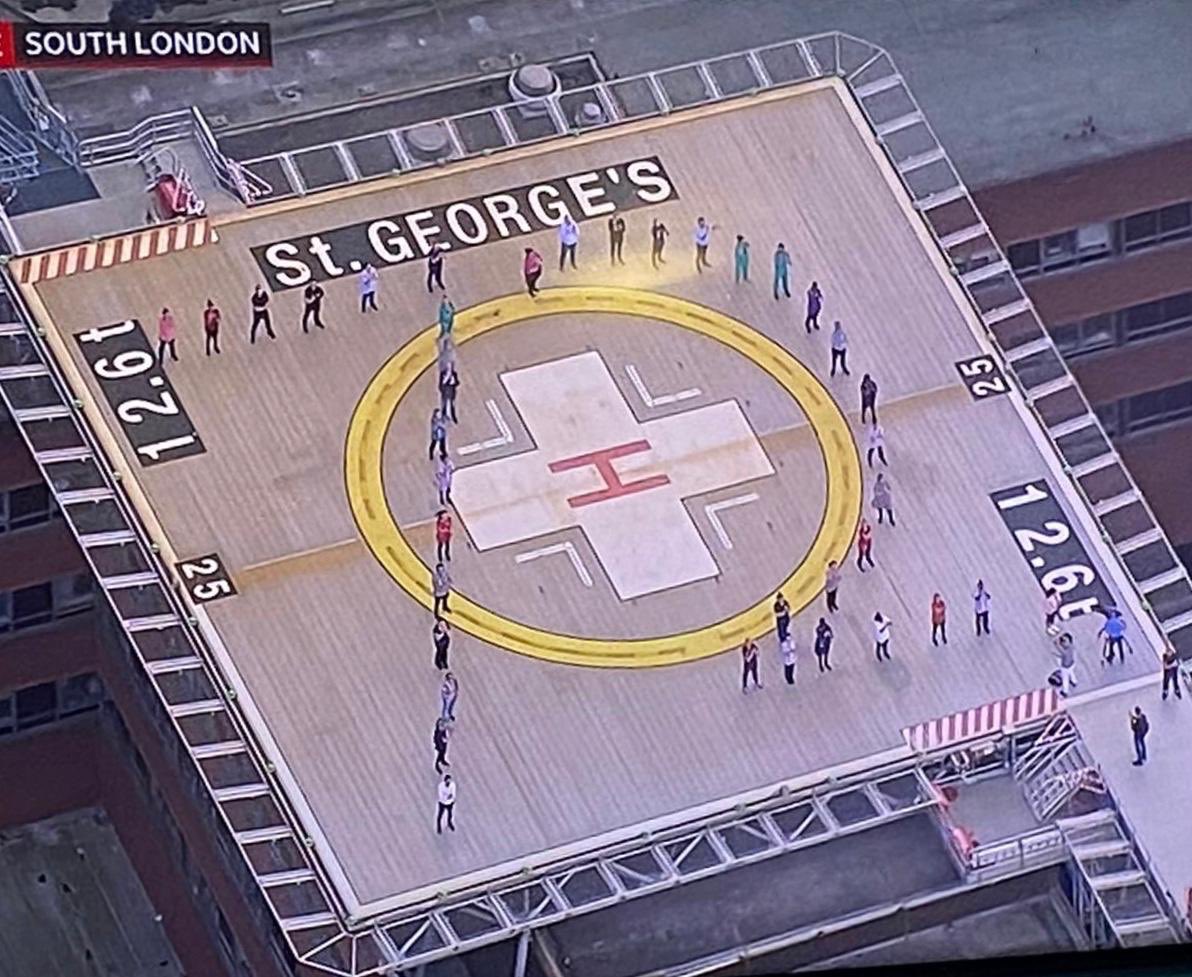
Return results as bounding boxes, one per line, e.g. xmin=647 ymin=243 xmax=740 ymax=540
xmin=345 ymin=286 xmax=861 ymax=668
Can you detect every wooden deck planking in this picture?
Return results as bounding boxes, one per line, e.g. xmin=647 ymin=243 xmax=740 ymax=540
xmin=26 ymin=82 xmax=1153 ymax=911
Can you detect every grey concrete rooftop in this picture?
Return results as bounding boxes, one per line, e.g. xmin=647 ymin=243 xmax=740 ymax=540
xmin=35 ymin=0 xmax=1192 ymax=189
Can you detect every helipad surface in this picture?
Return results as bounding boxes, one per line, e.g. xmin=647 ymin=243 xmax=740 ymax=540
xmin=18 ymin=79 xmax=1157 ymax=919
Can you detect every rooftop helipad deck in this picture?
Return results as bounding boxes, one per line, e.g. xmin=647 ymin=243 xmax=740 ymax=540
xmin=17 ymin=78 xmax=1159 ymax=921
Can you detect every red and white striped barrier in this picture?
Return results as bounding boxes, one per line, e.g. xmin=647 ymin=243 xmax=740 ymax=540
xmin=902 ymin=687 xmax=1061 ymax=752
xmin=14 ymin=218 xmax=220 ymax=286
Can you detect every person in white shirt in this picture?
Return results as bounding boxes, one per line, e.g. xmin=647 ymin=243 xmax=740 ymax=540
xmin=866 ymin=423 xmax=888 ymax=468
xmin=358 ymin=263 xmax=378 ymax=312
xmin=873 ymin=612 xmax=892 ymax=661
xmin=694 ymin=216 xmax=713 ymax=273
xmin=1043 ymin=587 xmax=1063 ymax=632
xmin=780 ymin=635 xmax=797 ymax=685
xmin=1052 ymin=632 xmax=1077 ymax=696
xmin=558 ymin=216 xmax=579 ymax=270
xmin=436 ymin=773 xmax=456 ymax=833
xmin=973 ymin=580 xmax=992 ymax=635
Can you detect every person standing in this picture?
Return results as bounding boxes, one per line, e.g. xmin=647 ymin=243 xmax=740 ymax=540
xmin=860 ymin=374 xmax=879 ymax=424
xmin=773 ymin=592 xmax=791 ymax=642
xmin=973 ymin=580 xmax=992 ymax=636
xmin=439 ymin=364 xmax=460 ymax=423
xmin=435 ymin=455 xmax=454 ymax=507
xmin=433 ymin=562 xmax=452 ymax=617
xmin=814 ymin=618 xmax=833 ymax=672
xmin=1129 ymin=706 xmax=1149 ymax=766
xmin=437 ymin=333 xmax=457 ymax=376
xmin=156 ymin=307 xmax=178 ymax=366
xmin=1100 ymin=611 xmax=1127 ymax=664
xmin=437 ymin=294 xmax=455 ymax=338
xmin=825 ymin=560 xmax=841 ymax=612
xmin=1043 ymin=588 xmax=1063 ymax=631
xmin=741 ymin=637 xmax=762 ymax=693
xmin=650 ymin=218 xmax=669 ymax=267
xmin=1161 ymin=645 xmax=1182 ymax=700
xmin=440 ymin=671 xmax=459 ymax=722
xmin=734 ymin=235 xmax=750 ymax=283
xmin=780 ymin=635 xmax=797 ymax=686
xmin=558 ymin=215 xmax=579 ymax=270
xmin=1053 ymin=632 xmax=1077 ymax=696
xmin=873 ymin=612 xmax=893 ymax=662
xmin=429 ymin=408 xmax=448 ymax=461
xmin=203 ymin=298 xmax=221 ymax=356
xmin=873 ymin=473 xmax=895 ymax=526
xmin=432 ymin=618 xmax=451 ymax=670
xmin=931 ymin=594 xmax=948 ymax=646
xmin=805 ymin=281 xmax=823 ymax=332
xmin=359 ymin=263 xmax=379 ymax=312
xmin=433 ymin=718 xmax=451 ymax=773
xmin=856 ymin=519 xmax=875 ymax=571
xmin=773 ymin=243 xmax=792 ymax=299
xmin=249 ymin=284 xmax=275 ymax=343
xmin=523 ymin=247 xmax=544 ymax=296
xmin=301 ymin=281 xmax=326 ymax=333
xmin=427 ymin=242 xmax=446 ymax=292
xmin=830 ymin=321 xmax=850 ymax=376
xmin=694 ymin=217 xmax=712 ymax=272
xmin=435 ymin=509 xmax=453 ymax=562
xmin=866 ymin=423 xmax=888 ymax=468
xmin=608 ymin=215 xmax=626 ymax=265
xmin=436 ymin=773 xmax=456 ymax=833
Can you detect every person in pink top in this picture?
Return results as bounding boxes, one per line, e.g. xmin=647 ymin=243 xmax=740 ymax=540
xmin=157 ymin=307 xmax=178 ymax=366
xmin=523 ymin=247 xmax=543 ymax=297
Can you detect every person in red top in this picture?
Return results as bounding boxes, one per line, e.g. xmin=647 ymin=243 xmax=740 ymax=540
xmin=856 ymin=518 xmax=875 ymax=572
xmin=203 ymin=298 xmax=221 ymax=356
xmin=156 ymin=307 xmax=178 ymax=366
xmin=523 ymin=247 xmax=543 ymax=297
xmin=435 ymin=509 xmax=453 ymax=562
xmin=931 ymin=593 xmax=948 ymax=646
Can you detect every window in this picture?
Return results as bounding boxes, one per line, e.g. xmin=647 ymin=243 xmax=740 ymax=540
xmin=1094 ymin=402 xmax=1120 ymax=438
xmin=1123 ymin=210 xmax=1158 ymax=249
xmin=15 ymin=681 xmax=57 ymax=730
xmin=1122 ymin=290 xmax=1192 ymax=341
xmin=1050 ymin=313 xmax=1117 ymax=358
xmin=1042 ymin=230 xmax=1077 ymax=267
xmin=1 ymin=482 xmax=55 ymax=533
xmin=1159 ymin=201 xmax=1191 ymax=236
xmin=0 ymin=590 xmax=9 ymax=631
xmin=1007 ymin=239 xmax=1041 ymax=276
xmin=1075 ymin=221 xmax=1112 ymax=256
xmin=59 ymin=673 xmax=104 ymax=716
xmin=0 ymin=696 xmax=12 ymax=736
xmin=1125 ymin=380 xmax=1192 ymax=433
xmin=52 ymin=572 xmax=95 ymax=618
xmin=12 ymin=582 xmax=52 ymax=629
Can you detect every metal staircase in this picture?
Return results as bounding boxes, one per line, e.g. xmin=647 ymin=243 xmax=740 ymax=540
xmin=1058 ymin=810 xmax=1184 ymax=948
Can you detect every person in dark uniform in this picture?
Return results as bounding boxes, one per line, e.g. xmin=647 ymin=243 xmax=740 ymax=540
xmin=860 ymin=374 xmax=879 ymax=424
xmin=741 ymin=637 xmax=762 ymax=693
xmin=608 ymin=216 xmax=626 ymax=266
xmin=1161 ymin=646 xmax=1182 ymax=700
xmin=814 ymin=618 xmax=834 ymax=672
xmin=427 ymin=243 xmax=446 ymax=292
xmin=301 ymin=281 xmax=325 ymax=333
xmin=249 ymin=284 xmax=275 ymax=343
xmin=773 ymin=592 xmax=791 ymax=643
xmin=650 ymin=218 xmax=669 ymax=268
xmin=432 ymin=619 xmax=451 ymax=670
xmin=433 ymin=718 xmax=450 ymax=773
xmin=1130 ymin=706 xmax=1149 ymax=765
xmin=439 ymin=365 xmax=460 ymax=423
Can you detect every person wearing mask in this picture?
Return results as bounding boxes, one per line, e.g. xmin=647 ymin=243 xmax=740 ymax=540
xmin=432 ymin=618 xmax=451 ymax=670
xmin=773 ymin=242 xmax=792 ymax=299
xmin=973 ymin=580 xmax=992 ymax=636
xmin=156 ymin=307 xmax=178 ymax=366
xmin=873 ymin=612 xmax=893 ymax=661
xmin=805 ymin=281 xmax=823 ymax=331
xmin=433 ymin=718 xmax=450 ymax=773
xmin=436 ymin=773 xmax=457 ymax=832
xmin=523 ymin=247 xmax=544 ymax=296
xmin=814 ymin=618 xmax=834 ymax=672
xmin=825 ymin=560 xmax=841 ymax=611
xmin=359 ymin=263 xmax=379 ymax=312
xmin=203 ymin=298 xmax=221 ymax=356
xmin=608 ymin=215 xmax=626 ymax=265
xmin=856 ymin=519 xmax=875 ymax=571
xmin=249 ymin=284 xmax=275 ymax=342
xmin=650 ymin=218 xmax=669 ymax=267
xmin=433 ymin=563 xmax=452 ymax=618
xmin=830 ymin=320 xmax=850 ymax=376
xmin=734 ymin=234 xmax=750 ymax=283
xmin=741 ymin=637 xmax=762 ymax=693
xmin=773 ymin=592 xmax=791 ymax=642
xmin=435 ymin=509 xmax=453 ymax=562
xmin=1052 ymin=632 xmax=1076 ymax=696
xmin=301 ymin=281 xmax=326 ymax=333
xmin=426 ymin=242 xmax=446 ymax=291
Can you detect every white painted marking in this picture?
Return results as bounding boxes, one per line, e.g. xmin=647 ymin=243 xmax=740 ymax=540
xmin=150 ymin=376 xmax=164 ymax=387
xmin=457 ymin=399 xmax=514 ymax=456
xmin=349 ymin=259 xmax=362 ymax=272
xmin=625 ymin=364 xmax=701 ymax=408
xmin=515 ymin=541 xmax=593 ymax=588
xmin=1030 ymin=556 xmax=1044 ymax=568
xmin=704 ymin=493 xmax=760 ymax=550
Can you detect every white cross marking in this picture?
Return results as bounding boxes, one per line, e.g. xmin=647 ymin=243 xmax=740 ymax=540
xmin=452 ymin=352 xmax=774 ymax=600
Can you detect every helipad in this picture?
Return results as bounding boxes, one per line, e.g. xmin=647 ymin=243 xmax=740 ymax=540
xmin=15 ymin=77 xmax=1155 ymax=921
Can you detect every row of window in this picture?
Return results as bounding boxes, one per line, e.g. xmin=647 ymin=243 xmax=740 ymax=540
xmin=0 ymin=572 xmax=95 ymax=633
xmin=1006 ymin=200 xmax=1192 ymax=278
xmin=0 ymin=672 xmax=105 ymax=735
xmin=0 ymin=481 xmax=57 ymax=534
xmin=1096 ymin=379 xmax=1192 ymax=438
xmin=1051 ymin=289 xmax=1192 ymax=358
